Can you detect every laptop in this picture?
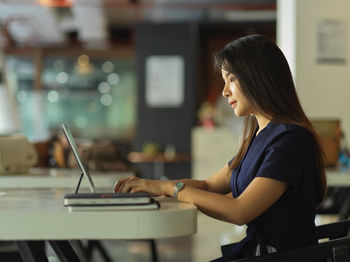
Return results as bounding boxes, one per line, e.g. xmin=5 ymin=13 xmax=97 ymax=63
xmin=61 ymin=124 xmax=158 ymax=208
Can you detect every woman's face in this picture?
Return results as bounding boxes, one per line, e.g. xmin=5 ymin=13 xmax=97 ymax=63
xmin=221 ymin=69 xmax=253 ymax=117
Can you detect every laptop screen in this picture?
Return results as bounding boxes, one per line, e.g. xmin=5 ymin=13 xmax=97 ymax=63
xmin=61 ymin=124 xmax=96 ymax=193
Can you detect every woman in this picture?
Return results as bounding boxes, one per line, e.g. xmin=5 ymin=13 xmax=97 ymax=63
xmin=114 ymin=35 xmax=327 ymax=260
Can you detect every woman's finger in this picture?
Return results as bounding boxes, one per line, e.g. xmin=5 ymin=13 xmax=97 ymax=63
xmin=121 ymin=179 xmax=137 ymax=193
xmin=114 ymin=181 xmax=121 ymax=192
xmin=114 ymin=176 xmax=136 ymax=192
xmin=114 ymin=177 xmax=128 ymax=192
xmin=124 ymin=177 xmax=139 ymax=193
xmin=120 ymin=182 xmax=130 ymax=193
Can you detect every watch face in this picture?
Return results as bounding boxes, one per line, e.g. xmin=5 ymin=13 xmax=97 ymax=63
xmin=176 ymin=182 xmax=184 ymax=190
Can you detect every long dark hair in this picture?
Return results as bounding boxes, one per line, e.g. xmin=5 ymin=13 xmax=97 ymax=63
xmin=214 ymin=35 xmax=326 ymax=205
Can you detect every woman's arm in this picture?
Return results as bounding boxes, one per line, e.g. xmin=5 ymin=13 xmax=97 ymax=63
xmin=115 ymin=164 xmax=232 ymax=194
xmin=115 ymin=171 xmax=287 ymax=226
xmin=175 ymin=177 xmax=287 ymax=225
xmin=179 ymin=165 xmax=232 ymax=194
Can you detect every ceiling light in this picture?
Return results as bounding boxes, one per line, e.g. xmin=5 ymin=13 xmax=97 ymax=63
xmin=38 ymin=0 xmax=74 ymax=7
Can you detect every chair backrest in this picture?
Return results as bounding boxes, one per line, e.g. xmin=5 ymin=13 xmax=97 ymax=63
xmin=230 ymin=220 xmax=350 ymax=262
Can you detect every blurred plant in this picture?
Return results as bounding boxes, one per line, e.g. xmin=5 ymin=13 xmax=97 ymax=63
xmin=197 ymin=101 xmax=216 ymax=130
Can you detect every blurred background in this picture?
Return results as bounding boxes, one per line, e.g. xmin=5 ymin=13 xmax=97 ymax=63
xmin=0 ymin=0 xmax=277 ymax=179
xmin=1 ymin=0 xmax=350 ymax=261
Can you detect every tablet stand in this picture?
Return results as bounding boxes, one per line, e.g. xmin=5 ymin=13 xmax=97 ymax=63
xmin=75 ymin=172 xmax=84 ymax=194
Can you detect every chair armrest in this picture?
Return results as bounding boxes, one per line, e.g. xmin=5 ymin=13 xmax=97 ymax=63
xmin=316 ymin=220 xmax=350 ymax=240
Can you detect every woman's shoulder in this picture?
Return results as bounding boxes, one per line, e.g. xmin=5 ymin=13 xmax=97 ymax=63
xmin=266 ymin=122 xmax=314 ymax=146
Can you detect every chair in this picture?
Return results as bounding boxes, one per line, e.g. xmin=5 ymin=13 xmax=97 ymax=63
xmin=221 ymin=220 xmax=350 ymax=262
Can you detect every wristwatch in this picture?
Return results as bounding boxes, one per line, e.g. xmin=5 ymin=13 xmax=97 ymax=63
xmin=174 ymin=182 xmax=185 ymax=200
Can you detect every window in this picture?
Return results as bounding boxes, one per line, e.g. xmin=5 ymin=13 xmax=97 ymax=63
xmin=5 ymin=48 xmax=136 ymax=142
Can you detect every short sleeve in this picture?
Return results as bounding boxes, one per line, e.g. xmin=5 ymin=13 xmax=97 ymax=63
xmin=255 ymin=129 xmax=313 ymax=190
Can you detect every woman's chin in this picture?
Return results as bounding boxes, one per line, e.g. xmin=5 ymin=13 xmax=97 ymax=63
xmin=233 ymin=110 xmax=242 ymax=117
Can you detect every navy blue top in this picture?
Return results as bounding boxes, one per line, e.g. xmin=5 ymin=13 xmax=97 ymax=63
xmin=228 ymin=122 xmax=318 ymax=258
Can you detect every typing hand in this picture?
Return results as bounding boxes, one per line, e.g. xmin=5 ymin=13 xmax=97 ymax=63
xmin=114 ymin=176 xmax=173 ymax=197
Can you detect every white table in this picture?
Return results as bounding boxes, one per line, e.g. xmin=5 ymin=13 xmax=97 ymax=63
xmin=0 ymin=188 xmax=197 ymax=240
xmin=0 ymin=169 xmax=197 ymax=261
xmin=326 ymin=169 xmax=350 ymax=187
xmin=0 ymin=188 xmax=197 ymax=262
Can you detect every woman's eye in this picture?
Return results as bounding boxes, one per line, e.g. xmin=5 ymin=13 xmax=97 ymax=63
xmin=230 ymin=77 xmax=236 ymax=82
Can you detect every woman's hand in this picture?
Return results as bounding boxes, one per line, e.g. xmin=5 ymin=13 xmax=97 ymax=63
xmin=114 ymin=176 xmax=173 ymax=197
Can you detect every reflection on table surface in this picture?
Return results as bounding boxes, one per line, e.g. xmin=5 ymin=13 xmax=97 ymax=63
xmin=0 ymin=167 xmax=133 ymax=189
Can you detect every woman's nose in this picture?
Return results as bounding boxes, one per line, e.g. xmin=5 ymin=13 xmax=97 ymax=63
xmin=222 ymin=84 xmax=230 ymax=98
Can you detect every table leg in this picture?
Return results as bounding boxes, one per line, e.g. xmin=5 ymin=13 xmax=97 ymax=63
xmin=149 ymin=239 xmax=158 ymax=262
xmin=16 ymin=241 xmax=48 ymax=262
xmin=48 ymin=240 xmax=82 ymax=262
xmin=87 ymin=240 xmax=113 ymax=262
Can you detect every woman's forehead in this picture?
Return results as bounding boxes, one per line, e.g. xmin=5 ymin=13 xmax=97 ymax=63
xmin=221 ymin=68 xmax=235 ymax=78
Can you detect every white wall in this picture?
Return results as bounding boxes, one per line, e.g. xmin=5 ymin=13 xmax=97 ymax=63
xmin=192 ymin=127 xmax=240 ymax=180
xmin=191 ymin=127 xmax=244 ymax=261
xmin=277 ymin=0 xmax=350 ymax=139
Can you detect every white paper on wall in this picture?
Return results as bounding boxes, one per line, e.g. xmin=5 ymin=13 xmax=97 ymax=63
xmin=145 ymin=55 xmax=185 ymax=108
xmin=316 ymin=19 xmax=346 ymax=64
